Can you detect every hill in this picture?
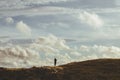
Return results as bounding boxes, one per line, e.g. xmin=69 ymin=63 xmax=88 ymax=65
xmin=0 ymin=59 xmax=120 ymax=80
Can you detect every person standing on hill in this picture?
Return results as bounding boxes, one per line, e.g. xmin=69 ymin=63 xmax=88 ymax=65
xmin=54 ymin=58 xmax=57 ymax=66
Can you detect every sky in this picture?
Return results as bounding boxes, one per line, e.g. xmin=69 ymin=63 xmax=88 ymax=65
xmin=0 ymin=0 xmax=120 ymax=68
xmin=0 ymin=0 xmax=120 ymax=46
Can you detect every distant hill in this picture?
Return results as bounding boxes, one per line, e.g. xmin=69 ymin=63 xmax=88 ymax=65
xmin=0 ymin=59 xmax=120 ymax=80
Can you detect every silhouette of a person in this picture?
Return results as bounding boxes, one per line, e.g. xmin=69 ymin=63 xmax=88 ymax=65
xmin=54 ymin=58 xmax=57 ymax=66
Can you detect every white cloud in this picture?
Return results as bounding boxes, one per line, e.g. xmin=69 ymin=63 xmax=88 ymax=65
xmin=0 ymin=35 xmax=120 ymax=68
xmin=0 ymin=46 xmax=40 ymax=68
xmin=79 ymin=11 xmax=104 ymax=28
xmin=5 ymin=17 xmax=14 ymax=24
xmin=30 ymin=34 xmax=70 ymax=52
xmin=89 ymin=45 xmax=120 ymax=54
xmin=16 ymin=21 xmax=32 ymax=36
xmin=0 ymin=6 xmax=65 ymax=17
xmin=0 ymin=0 xmax=119 ymax=18
xmin=30 ymin=35 xmax=120 ymax=65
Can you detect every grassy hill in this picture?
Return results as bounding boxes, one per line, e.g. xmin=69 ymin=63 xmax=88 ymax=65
xmin=0 ymin=59 xmax=120 ymax=80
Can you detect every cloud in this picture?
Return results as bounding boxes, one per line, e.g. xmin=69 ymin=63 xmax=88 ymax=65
xmin=30 ymin=34 xmax=70 ymax=52
xmin=38 ymin=22 xmax=70 ymax=29
xmin=22 ymin=0 xmax=70 ymax=4
xmin=0 ymin=0 xmax=115 ymax=10
xmin=16 ymin=21 xmax=32 ymax=36
xmin=0 ymin=46 xmax=40 ymax=68
xmin=0 ymin=6 xmax=66 ymax=17
xmin=115 ymin=0 xmax=120 ymax=6
xmin=0 ymin=0 xmax=119 ymax=18
xmin=79 ymin=11 xmax=104 ymax=28
xmin=0 ymin=35 xmax=120 ymax=68
xmin=0 ymin=0 xmax=71 ymax=10
xmin=30 ymin=35 xmax=120 ymax=65
xmin=5 ymin=17 xmax=14 ymax=24
xmin=80 ymin=45 xmax=120 ymax=55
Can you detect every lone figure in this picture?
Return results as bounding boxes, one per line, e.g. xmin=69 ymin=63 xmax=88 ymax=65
xmin=54 ymin=58 xmax=57 ymax=66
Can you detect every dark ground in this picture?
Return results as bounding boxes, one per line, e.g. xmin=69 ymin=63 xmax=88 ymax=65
xmin=0 ymin=59 xmax=120 ymax=80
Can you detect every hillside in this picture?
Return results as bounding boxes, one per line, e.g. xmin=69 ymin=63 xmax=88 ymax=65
xmin=0 ymin=59 xmax=120 ymax=80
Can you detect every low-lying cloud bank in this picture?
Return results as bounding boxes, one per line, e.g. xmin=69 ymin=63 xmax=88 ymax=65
xmin=0 ymin=35 xmax=120 ymax=68
xmin=0 ymin=46 xmax=40 ymax=68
